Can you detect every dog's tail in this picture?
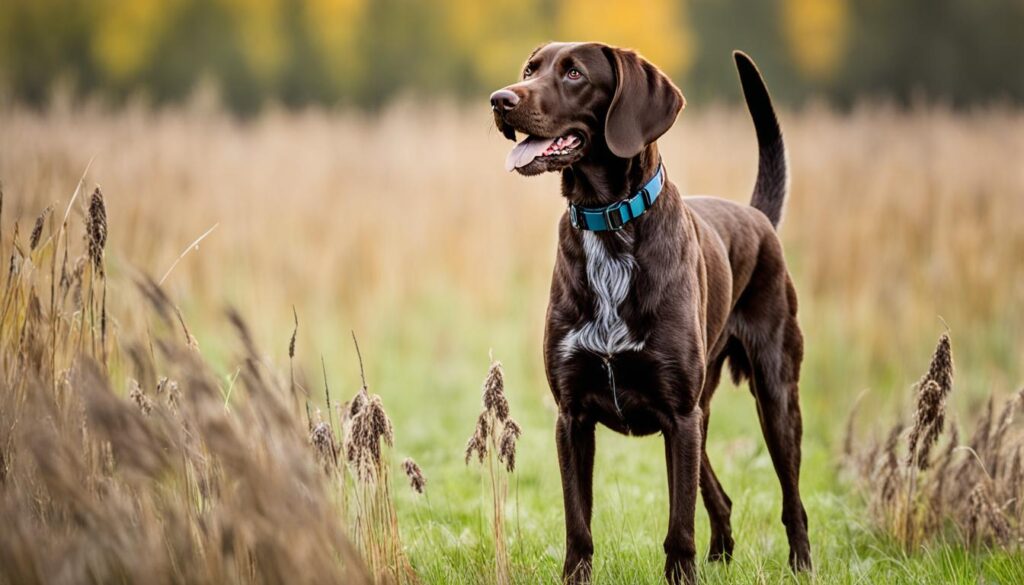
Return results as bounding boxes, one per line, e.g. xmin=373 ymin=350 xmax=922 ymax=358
xmin=734 ymin=51 xmax=787 ymax=230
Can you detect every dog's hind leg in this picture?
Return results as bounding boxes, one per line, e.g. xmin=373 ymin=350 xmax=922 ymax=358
xmin=698 ymin=352 xmax=734 ymax=562
xmin=744 ymin=307 xmax=812 ymax=572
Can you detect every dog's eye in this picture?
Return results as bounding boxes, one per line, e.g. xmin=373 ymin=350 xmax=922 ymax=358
xmin=566 ymin=68 xmax=582 ymax=80
xmin=523 ymin=65 xmax=533 ymax=78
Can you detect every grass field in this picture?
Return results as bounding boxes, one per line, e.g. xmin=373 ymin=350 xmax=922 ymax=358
xmin=2 ymin=101 xmax=1023 ymax=583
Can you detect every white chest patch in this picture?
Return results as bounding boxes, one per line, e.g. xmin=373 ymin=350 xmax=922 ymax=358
xmin=560 ymin=231 xmax=645 ymax=359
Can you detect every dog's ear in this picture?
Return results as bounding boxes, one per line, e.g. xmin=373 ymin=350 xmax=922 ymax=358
xmin=602 ymin=47 xmax=685 ymax=159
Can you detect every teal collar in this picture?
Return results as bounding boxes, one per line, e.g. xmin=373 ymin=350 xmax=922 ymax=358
xmin=568 ymin=162 xmax=666 ymax=232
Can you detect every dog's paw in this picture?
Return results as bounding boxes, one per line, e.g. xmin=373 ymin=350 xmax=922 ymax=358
xmin=707 ymin=531 xmax=734 ymax=563
xmin=664 ymin=555 xmax=697 ymax=585
xmin=562 ymin=556 xmax=592 ymax=585
xmin=789 ymin=545 xmax=813 ymax=573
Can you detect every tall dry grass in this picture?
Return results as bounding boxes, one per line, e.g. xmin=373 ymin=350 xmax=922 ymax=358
xmin=845 ymin=332 xmax=1024 ymax=549
xmin=0 ymin=179 xmax=373 ymax=584
xmin=464 ymin=356 xmax=521 ymax=585
xmin=0 ymin=174 xmax=434 ymax=584
xmin=1 ymin=101 xmax=1021 ymax=373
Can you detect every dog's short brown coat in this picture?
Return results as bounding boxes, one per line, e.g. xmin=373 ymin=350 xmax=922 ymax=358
xmin=492 ymin=43 xmax=811 ymax=584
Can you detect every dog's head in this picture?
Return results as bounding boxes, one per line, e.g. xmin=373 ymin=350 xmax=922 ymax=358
xmin=491 ymin=42 xmax=685 ymax=176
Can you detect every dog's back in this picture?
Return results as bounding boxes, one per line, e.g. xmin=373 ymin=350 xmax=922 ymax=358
xmin=684 ymin=51 xmax=791 ymax=311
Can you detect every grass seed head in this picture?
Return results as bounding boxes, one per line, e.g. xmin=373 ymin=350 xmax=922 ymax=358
xmin=498 ymin=418 xmax=521 ymax=473
xmin=877 ymin=422 xmax=902 ymax=505
xmin=346 ymin=391 xmax=367 ymax=422
xmin=966 ymin=483 xmax=1012 ymax=544
xmin=87 ymin=187 xmax=107 ymax=275
xmin=289 ymin=308 xmax=298 ymax=359
xmin=922 ymin=333 xmax=954 ymax=395
xmin=155 ymin=377 xmax=181 ymax=410
xmin=907 ymin=333 xmax=954 ymax=470
xmin=343 ymin=391 xmax=393 ymax=482
xmin=482 ymin=359 xmax=509 ymax=422
xmin=128 ymin=379 xmax=153 ymax=416
xmin=402 ymin=458 xmax=426 ymax=494
xmin=29 ymin=205 xmax=52 ymax=251
xmin=7 ymin=221 xmax=22 ymax=280
xmin=464 ymin=410 xmax=489 ymax=465
xmin=310 ymin=419 xmax=339 ymax=474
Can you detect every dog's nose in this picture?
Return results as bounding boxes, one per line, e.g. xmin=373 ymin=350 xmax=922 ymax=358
xmin=489 ymin=89 xmax=520 ymax=112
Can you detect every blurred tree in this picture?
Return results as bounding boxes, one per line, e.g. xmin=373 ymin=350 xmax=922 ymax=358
xmin=841 ymin=0 xmax=1024 ymax=107
xmin=0 ymin=0 xmax=96 ymax=102
xmin=687 ymin=0 xmax=802 ymax=105
xmin=2 ymin=0 xmax=1024 ymax=111
xmin=782 ymin=0 xmax=848 ymax=81
xmin=303 ymin=0 xmax=366 ymax=94
xmin=556 ymin=0 xmax=695 ymax=78
xmin=218 ymin=0 xmax=287 ymax=82
xmin=441 ymin=0 xmax=550 ymax=91
xmin=92 ymin=0 xmax=180 ymax=82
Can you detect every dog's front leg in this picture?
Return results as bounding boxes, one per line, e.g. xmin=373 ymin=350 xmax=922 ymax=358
xmin=556 ymin=412 xmax=596 ymax=584
xmin=663 ymin=408 xmax=702 ymax=585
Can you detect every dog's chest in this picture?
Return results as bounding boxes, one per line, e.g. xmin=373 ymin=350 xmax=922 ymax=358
xmin=559 ymin=231 xmax=645 ymax=359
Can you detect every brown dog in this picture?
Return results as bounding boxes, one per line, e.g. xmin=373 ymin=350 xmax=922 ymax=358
xmin=490 ymin=43 xmax=811 ymax=584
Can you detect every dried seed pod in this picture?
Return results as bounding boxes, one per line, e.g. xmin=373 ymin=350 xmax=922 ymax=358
xmin=128 ymin=379 xmax=153 ymax=416
xmin=29 ymin=206 xmax=52 ymax=251
xmin=156 ymin=377 xmax=181 ymax=410
xmin=343 ymin=391 xmax=394 ymax=482
xmin=310 ymin=420 xmax=339 ymax=475
xmin=907 ymin=334 xmax=954 ymax=470
xmin=464 ymin=410 xmax=489 ymax=465
xmin=966 ymin=483 xmax=1012 ymax=544
xmin=402 ymin=458 xmax=426 ymax=494
xmin=482 ymin=359 xmax=509 ymax=422
xmin=498 ymin=419 xmax=521 ymax=473
xmin=87 ymin=187 xmax=107 ymax=275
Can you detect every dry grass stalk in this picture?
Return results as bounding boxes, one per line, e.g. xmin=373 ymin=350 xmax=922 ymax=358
xmin=157 ymin=222 xmax=219 ymax=285
xmin=845 ymin=332 xmax=1023 ymax=549
xmin=287 ymin=306 xmax=310 ymax=427
xmin=464 ymin=356 xmax=520 ymax=585
xmin=339 ymin=333 xmax=417 ymax=584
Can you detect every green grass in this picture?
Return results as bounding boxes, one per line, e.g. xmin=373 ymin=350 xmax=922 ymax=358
xmin=227 ymin=281 xmax=1023 ymax=585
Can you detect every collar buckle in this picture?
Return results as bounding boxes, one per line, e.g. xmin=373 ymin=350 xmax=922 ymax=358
xmin=569 ymin=205 xmax=587 ymax=230
xmin=604 ymin=201 xmax=626 ymax=231
xmin=640 ymin=188 xmax=652 ymax=208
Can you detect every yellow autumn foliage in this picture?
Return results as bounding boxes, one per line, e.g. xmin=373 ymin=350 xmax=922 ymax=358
xmin=304 ymin=0 xmax=366 ymax=85
xmin=556 ymin=0 xmax=695 ymax=76
xmin=441 ymin=0 xmax=547 ymax=88
xmin=93 ymin=0 xmax=179 ymax=80
xmin=218 ymin=0 xmax=287 ymax=81
xmin=783 ymin=0 xmax=849 ymax=80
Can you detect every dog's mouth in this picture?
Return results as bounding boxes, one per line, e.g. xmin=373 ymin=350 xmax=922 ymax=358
xmin=504 ymin=131 xmax=586 ymax=174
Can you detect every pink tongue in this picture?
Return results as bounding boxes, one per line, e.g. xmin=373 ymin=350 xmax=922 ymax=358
xmin=505 ymin=136 xmax=557 ymax=172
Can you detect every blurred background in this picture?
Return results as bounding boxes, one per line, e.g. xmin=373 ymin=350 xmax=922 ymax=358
xmin=3 ymin=0 xmax=1024 ymax=112
xmin=1 ymin=3 xmax=1023 ymax=578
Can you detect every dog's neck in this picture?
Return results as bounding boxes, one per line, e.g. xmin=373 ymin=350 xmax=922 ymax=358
xmin=561 ymin=144 xmax=661 ymax=208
